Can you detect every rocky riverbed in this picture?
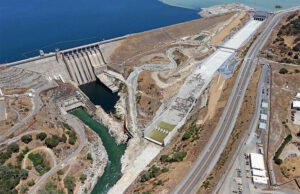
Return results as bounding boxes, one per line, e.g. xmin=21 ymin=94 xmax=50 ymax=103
xmin=94 ymin=106 xmax=128 ymax=145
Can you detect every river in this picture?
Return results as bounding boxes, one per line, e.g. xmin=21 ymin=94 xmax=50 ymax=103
xmin=71 ymin=108 xmax=126 ymax=194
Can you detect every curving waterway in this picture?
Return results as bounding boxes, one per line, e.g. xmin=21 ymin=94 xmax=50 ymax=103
xmin=71 ymin=108 xmax=126 ymax=194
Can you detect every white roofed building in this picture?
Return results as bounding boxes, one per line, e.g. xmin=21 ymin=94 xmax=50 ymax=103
xmin=252 ymin=176 xmax=268 ymax=184
xmin=252 ymin=169 xmax=266 ymax=177
xmin=260 ymin=114 xmax=267 ymax=121
xmin=250 ymin=153 xmax=266 ymax=170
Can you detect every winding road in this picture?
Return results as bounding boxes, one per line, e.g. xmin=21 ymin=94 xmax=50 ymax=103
xmin=173 ymin=7 xmax=300 ymax=194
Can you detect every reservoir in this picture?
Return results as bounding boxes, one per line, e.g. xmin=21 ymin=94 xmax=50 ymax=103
xmin=0 ymin=0 xmax=199 ymax=63
xmin=71 ymin=108 xmax=126 ymax=194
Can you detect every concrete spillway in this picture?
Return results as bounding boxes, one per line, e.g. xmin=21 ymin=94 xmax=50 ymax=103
xmin=81 ymin=52 xmax=96 ymax=81
xmin=62 ymin=45 xmax=107 ymax=85
xmin=69 ymin=54 xmax=84 ymax=85
xmin=77 ymin=53 xmax=92 ymax=81
xmin=72 ymin=54 xmax=88 ymax=84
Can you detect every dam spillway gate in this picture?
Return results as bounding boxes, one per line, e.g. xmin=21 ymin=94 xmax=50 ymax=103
xmin=62 ymin=45 xmax=107 ymax=85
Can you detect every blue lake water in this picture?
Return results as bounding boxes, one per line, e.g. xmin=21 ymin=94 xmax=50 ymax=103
xmin=160 ymin=0 xmax=300 ymax=12
xmin=0 ymin=0 xmax=199 ymax=63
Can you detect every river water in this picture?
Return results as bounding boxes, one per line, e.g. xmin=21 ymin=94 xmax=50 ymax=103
xmin=80 ymin=81 xmax=119 ymax=113
xmin=71 ymin=108 xmax=126 ymax=194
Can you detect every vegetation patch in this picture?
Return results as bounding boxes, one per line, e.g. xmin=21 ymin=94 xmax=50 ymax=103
xmin=0 ymin=143 xmax=20 ymax=164
xmin=41 ymin=182 xmax=64 ymax=194
xmin=36 ymin=132 xmax=47 ymax=141
xmin=147 ymin=130 xmax=167 ymax=143
xmin=158 ymin=121 xmax=175 ymax=132
xmin=0 ymin=165 xmax=28 ymax=194
xmin=21 ymin=134 xmax=33 ymax=144
xmin=45 ymin=135 xmax=61 ymax=148
xmin=28 ymin=152 xmax=50 ymax=175
xmin=182 ymin=125 xmax=200 ymax=141
xmin=273 ymin=134 xmax=292 ymax=165
xmin=64 ymin=176 xmax=76 ymax=194
xmin=66 ymin=130 xmax=77 ymax=145
xmin=160 ymin=151 xmax=187 ymax=163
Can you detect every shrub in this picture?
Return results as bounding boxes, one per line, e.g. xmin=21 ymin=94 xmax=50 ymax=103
xmin=87 ymin=153 xmax=93 ymax=161
xmin=21 ymin=135 xmax=33 ymax=144
xmin=140 ymin=165 xmax=161 ymax=182
xmin=60 ymin=134 xmax=67 ymax=143
xmin=41 ymin=182 xmax=64 ymax=194
xmin=64 ymin=176 xmax=76 ymax=194
xmin=36 ymin=133 xmax=47 ymax=141
xmin=160 ymin=155 xmax=170 ymax=163
xmin=182 ymin=132 xmax=191 ymax=140
xmin=28 ymin=153 xmax=50 ymax=175
xmin=17 ymin=147 xmax=30 ymax=162
xmin=45 ymin=135 xmax=60 ymax=148
xmin=27 ymin=179 xmax=35 ymax=187
xmin=172 ymin=151 xmax=187 ymax=162
xmin=161 ymin=167 xmax=169 ymax=173
xmin=66 ymin=131 xmax=77 ymax=145
xmin=295 ymin=69 xmax=300 ymax=73
xmin=7 ymin=143 xmax=20 ymax=153
xmin=80 ymin=174 xmax=87 ymax=183
xmin=20 ymin=185 xmax=29 ymax=194
xmin=279 ymin=68 xmax=288 ymax=74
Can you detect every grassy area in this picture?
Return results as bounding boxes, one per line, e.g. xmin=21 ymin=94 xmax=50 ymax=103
xmin=147 ymin=130 xmax=167 ymax=143
xmin=158 ymin=121 xmax=175 ymax=132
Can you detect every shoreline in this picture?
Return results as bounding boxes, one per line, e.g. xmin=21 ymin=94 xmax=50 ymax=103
xmin=78 ymin=129 xmax=108 ymax=194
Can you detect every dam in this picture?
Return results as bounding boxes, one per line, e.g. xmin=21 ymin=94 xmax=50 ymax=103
xmin=2 ymin=37 xmax=126 ymax=93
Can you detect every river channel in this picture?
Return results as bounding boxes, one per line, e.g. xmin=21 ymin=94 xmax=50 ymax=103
xmin=71 ymin=108 xmax=126 ymax=194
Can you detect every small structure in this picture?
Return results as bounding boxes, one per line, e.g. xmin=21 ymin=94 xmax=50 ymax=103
xmin=252 ymin=169 xmax=266 ymax=177
xmin=291 ymin=93 xmax=300 ymax=125
xmin=249 ymin=153 xmax=268 ymax=185
xmin=261 ymin=102 xmax=268 ymax=109
xmin=250 ymin=153 xmax=266 ymax=170
xmin=259 ymin=122 xmax=267 ymax=130
xmin=253 ymin=11 xmax=269 ymax=21
xmin=260 ymin=114 xmax=268 ymax=121
xmin=252 ymin=176 xmax=268 ymax=184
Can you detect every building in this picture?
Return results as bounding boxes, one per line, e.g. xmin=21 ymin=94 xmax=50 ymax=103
xmin=291 ymin=93 xmax=300 ymax=125
xmin=250 ymin=153 xmax=266 ymax=170
xmin=253 ymin=11 xmax=269 ymax=21
xmin=252 ymin=176 xmax=268 ymax=184
xmin=249 ymin=153 xmax=268 ymax=185
xmin=259 ymin=122 xmax=267 ymax=130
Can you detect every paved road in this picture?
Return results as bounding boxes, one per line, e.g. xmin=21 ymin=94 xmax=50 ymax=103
xmin=126 ymin=47 xmax=178 ymax=136
xmin=173 ymin=7 xmax=300 ymax=194
xmin=29 ymin=113 xmax=87 ymax=193
xmin=0 ymin=81 xmax=57 ymax=142
xmin=213 ymin=63 xmax=270 ymax=194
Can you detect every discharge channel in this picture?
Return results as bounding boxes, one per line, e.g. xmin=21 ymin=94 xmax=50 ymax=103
xmin=71 ymin=108 xmax=126 ymax=194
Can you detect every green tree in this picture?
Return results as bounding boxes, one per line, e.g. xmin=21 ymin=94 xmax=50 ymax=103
xmin=279 ymin=68 xmax=288 ymax=74
xmin=7 ymin=143 xmax=20 ymax=153
xmin=45 ymin=136 xmax=60 ymax=148
xmin=21 ymin=135 xmax=33 ymax=144
xmin=64 ymin=176 xmax=76 ymax=194
xmin=36 ymin=132 xmax=47 ymax=141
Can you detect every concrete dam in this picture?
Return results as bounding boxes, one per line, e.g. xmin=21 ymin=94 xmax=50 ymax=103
xmin=62 ymin=45 xmax=106 ymax=85
xmin=2 ymin=36 xmax=126 ymax=92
